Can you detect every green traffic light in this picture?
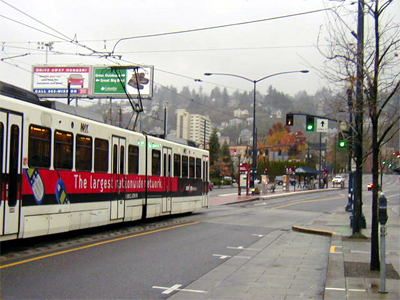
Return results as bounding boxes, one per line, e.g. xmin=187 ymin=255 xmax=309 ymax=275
xmin=339 ymin=141 xmax=346 ymax=148
xmin=306 ymin=115 xmax=315 ymax=131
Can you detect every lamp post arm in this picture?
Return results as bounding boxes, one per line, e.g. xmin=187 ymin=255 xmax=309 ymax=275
xmin=256 ymin=70 xmax=309 ymax=83
xmin=204 ymin=72 xmax=253 ymax=83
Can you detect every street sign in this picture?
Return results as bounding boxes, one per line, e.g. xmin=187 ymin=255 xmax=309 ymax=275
xmin=316 ymin=118 xmax=328 ymax=132
xmin=239 ymin=163 xmax=250 ymax=173
xmin=286 ymin=167 xmax=296 ymax=175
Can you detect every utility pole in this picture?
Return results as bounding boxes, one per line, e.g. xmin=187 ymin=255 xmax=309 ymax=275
xmin=164 ymin=103 xmax=168 ymax=139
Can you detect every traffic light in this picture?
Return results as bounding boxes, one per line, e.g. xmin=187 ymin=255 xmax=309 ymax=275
xmin=338 ymin=133 xmax=347 ymax=148
xmin=306 ymin=115 xmax=315 ymax=131
xmin=286 ymin=114 xmax=294 ymax=126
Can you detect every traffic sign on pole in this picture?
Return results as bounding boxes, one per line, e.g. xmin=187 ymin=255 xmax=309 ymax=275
xmin=316 ymin=118 xmax=328 ymax=132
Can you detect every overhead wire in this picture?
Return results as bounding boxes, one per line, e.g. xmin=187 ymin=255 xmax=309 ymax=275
xmin=1 ymin=0 xmax=72 ymax=41
xmin=1 ymin=2 xmax=350 ymax=121
xmin=0 ymin=0 xmax=111 ymax=57
xmin=110 ymin=7 xmax=334 ymax=54
xmin=0 ymin=14 xmax=69 ymax=42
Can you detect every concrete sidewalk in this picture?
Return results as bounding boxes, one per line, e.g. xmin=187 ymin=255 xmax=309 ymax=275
xmin=171 ymin=188 xmax=399 ymax=299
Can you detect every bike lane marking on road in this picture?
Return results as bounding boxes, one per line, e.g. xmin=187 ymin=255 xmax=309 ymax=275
xmin=0 ymin=222 xmax=200 ymax=269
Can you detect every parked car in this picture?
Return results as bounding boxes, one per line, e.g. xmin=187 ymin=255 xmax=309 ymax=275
xmin=275 ymin=176 xmax=283 ymax=185
xmin=332 ymin=175 xmax=345 ymax=188
xmin=274 ymin=176 xmax=296 ymax=186
xmin=367 ymin=183 xmax=373 ymax=191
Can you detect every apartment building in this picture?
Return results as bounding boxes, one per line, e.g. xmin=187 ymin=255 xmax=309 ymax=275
xmin=176 ymin=109 xmax=211 ymax=148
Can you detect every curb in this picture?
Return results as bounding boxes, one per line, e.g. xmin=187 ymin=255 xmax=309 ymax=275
xmin=292 ymin=225 xmax=337 ymax=236
xmin=220 ymin=187 xmax=343 ymax=206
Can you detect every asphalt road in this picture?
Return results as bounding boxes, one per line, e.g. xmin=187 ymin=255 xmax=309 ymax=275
xmin=1 ymin=174 xmax=398 ymax=299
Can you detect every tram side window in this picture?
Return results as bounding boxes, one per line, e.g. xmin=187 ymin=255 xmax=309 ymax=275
xmin=189 ymin=157 xmax=195 ymax=178
xmin=182 ymin=155 xmax=188 ymax=178
xmin=113 ymin=145 xmax=118 ymax=174
xmin=163 ymin=153 xmax=167 ymax=176
xmin=28 ymin=125 xmax=51 ymax=168
xmin=54 ymin=130 xmax=73 ymax=170
xmin=9 ymin=125 xmax=20 ymax=207
xmin=173 ymin=154 xmax=181 ymax=177
xmin=120 ymin=145 xmax=125 ymax=174
xmin=128 ymin=145 xmax=139 ymax=174
xmin=94 ymin=138 xmax=108 ymax=173
xmin=196 ymin=158 xmax=201 ymax=179
xmin=76 ymin=135 xmax=92 ymax=172
xmin=152 ymin=149 xmax=161 ymax=176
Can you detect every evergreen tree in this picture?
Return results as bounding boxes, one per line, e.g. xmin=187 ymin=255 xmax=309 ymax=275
xmin=221 ymin=141 xmax=234 ymax=175
xmin=209 ymin=128 xmax=220 ymax=166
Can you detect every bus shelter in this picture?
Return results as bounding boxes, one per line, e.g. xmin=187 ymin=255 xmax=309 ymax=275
xmin=294 ymin=167 xmax=321 ymax=189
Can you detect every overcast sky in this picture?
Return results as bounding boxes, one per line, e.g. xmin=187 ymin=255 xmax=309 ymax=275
xmin=1 ymin=0 xmax=399 ymax=98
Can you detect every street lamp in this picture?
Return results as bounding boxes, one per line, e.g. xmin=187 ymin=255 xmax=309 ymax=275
xmin=204 ymin=70 xmax=309 ymax=188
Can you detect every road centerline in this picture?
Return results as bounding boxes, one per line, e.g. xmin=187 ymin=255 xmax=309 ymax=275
xmin=0 ymin=222 xmax=200 ymax=269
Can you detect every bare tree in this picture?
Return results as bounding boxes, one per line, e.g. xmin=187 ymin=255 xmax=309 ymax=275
xmin=364 ymin=0 xmax=400 ymax=271
xmin=318 ymin=0 xmax=400 ymax=271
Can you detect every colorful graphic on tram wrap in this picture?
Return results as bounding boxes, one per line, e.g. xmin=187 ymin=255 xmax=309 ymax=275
xmin=21 ymin=169 xmax=184 ymax=206
xmin=23 ymin=168 xmax=45 ymax=205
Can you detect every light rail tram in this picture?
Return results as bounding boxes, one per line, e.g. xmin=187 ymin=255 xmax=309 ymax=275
xmin=0 ymin=81 xmax=209 ymax=241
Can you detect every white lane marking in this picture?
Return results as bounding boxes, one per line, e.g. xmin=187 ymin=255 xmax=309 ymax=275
xmin=213 ymin=254 xmax=251 ymax=259
xmin=227 ymin=246 xmax=261 ymax=251
xmin=218 ymin=193 xmax=238 ymax=197
xmin=153 ymin=284 xmax=207 ymax=294
xmin=163 ymin=284 xmax=182 ymax=294
xmin=325 ymin=287 xmax=345 ymax=291
xmin=350 ymin=250 xmax=369 ymax=254
xmin=325 ymin=287 xmax=366 ymax=292
xmin=213 ymin=254 xmax=231 ymax=259
xmin=252 ymin=234 xmax=265 ymax=237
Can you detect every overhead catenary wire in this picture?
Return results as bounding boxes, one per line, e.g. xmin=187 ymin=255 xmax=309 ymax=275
xmin=1 ymin=0 xmax=72 ymax=41
xmin=110 ymin=7 xmax=335 ymax=54
xmin=0 ymin=0 xmax=112 ymax=57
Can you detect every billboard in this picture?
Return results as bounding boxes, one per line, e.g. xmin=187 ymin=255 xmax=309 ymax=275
xmin=93 ymin=66 xmax=153 ymax=99
xmin=32 ymin=65 xmax=154 ymax=99
xmin=32 ymin=66 xmax=90 ymax=97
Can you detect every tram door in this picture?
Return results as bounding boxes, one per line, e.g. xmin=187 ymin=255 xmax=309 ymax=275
xmin=162 ymin=147 xmax=172 ymax=213
xmin=111 ymin=136 xmax=126 ymax=220
xmin=0 ymin=112 xmax=22 ymax=236
xmin=201 ymin=155 xmax=209 ymax=208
